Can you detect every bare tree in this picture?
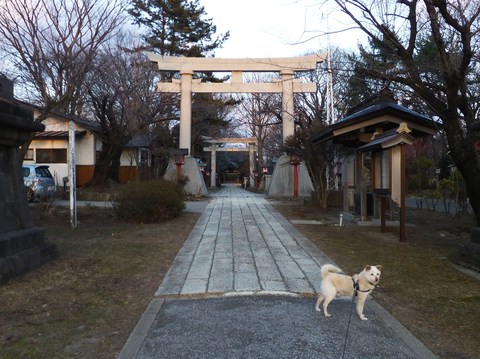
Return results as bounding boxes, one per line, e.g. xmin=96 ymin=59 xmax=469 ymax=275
xmin=85 ymin=36 xmax=176 ymax=188
xmin=190 ymin=93 xmax=237 ymax=157
xmin=330 ymin=0 xmax=480 ymax=225
xmin=230 ymin=73 xmax=284 ymax=165
xmin=288 ymin=48 xmax=352 ymax=207
xmin=0 ymin=0 xmax=127 ymax=118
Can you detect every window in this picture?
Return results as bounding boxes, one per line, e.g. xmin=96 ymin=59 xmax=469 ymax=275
xmin=24 ymin=148 xmax=34 ymax=160
xmin=35 ymin=166 xmax=53 ymax=178
xmin=36 ymin=149 xmax=67 ymax=163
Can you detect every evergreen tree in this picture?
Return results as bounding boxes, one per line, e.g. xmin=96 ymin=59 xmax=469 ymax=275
xmin=129 ymin=0 xmax=234 ymax=162
xmin=129 ymin=0 xmax=229 ymax=56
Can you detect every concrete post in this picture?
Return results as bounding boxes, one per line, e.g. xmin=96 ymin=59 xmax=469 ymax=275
xmin=280 ymin=69 xmax=295 ymax=141
xmin=68 ymin=120 xmax=77 ymax=228
xmin=179 ymin=70 xmax=193 ymax=155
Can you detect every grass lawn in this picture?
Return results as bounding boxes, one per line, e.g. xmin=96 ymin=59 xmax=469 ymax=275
xmin=0 ymin=204 xmax=199 ymax=359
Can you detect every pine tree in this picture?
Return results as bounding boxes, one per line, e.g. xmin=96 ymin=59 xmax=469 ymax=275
xmin=129 ymin=0 xmax=229 ymax=57
xmin=129 ymin=0 xmax=234 ymax=159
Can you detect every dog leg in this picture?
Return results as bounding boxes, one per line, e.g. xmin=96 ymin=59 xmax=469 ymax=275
xmin=322 ymin=294 xmax=335 ymax=318
xmin=315 ymin=295 xmax=324 ymax=312
xmin=356 ymin=297 xmax=368 ymax=321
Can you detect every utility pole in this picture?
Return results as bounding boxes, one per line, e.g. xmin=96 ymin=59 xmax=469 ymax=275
xmin=325 ymin=2 xmax=338 ymax=189
xmin=325 ymin=51 xmax=336 ymax=125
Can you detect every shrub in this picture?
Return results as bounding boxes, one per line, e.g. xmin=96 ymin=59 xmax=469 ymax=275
xmin=113 ymin=180 xmax=185 ymax=223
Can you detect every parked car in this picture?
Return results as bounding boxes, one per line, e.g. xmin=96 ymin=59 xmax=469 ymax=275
xmin=22 ymin=164 xmax=56 ymax=202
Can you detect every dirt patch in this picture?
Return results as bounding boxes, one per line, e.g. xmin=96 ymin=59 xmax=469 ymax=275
xmin=274 ymin=202 xmax=480 ymax=359
xmin=0 ymin=204 xmax=199 ymax=359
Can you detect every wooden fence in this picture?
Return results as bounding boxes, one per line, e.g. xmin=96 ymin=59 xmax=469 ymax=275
xmin=76 ymin=165 xmax=137 ymax=186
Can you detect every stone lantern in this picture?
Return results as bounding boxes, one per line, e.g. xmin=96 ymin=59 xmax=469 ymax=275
xmin=170 ymin=148 xmax=188 ymax=182
xmin=0 ymin=76 xmax=57 ymax=283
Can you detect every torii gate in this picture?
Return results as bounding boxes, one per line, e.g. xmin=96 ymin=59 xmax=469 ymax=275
xmin=203 ymin=137 xmax=257 ymax=188
xmin=148 ymin=54 xmax=325 ymax=195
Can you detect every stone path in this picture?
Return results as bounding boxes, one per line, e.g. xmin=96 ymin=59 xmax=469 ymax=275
xmin=155 ymin=184 xmax=333 ymax=297
xmin=119 ymin=185 xmax=438 ymax=359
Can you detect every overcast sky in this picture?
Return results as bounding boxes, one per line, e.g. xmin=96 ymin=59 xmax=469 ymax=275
xmin=200 ymin=0 xmax=366 ymax=58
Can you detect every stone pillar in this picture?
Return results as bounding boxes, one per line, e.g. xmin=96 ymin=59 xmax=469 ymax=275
xmin=249 ymin=144 xmax=255 ymax=185
xmin=280 ymin=69 xmax=295 ymax=141
xmin=179 ymin=70 xmax=193 ymax=155
xmin=210 ymin=145 xmax=216 ymax=188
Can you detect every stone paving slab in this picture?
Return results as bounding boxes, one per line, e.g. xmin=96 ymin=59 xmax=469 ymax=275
xmin=155 ymin=185 xmax=332 ymax=297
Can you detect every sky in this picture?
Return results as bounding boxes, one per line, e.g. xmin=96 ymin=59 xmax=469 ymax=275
xmin=200 ymin=0 xmax=367 ymax=58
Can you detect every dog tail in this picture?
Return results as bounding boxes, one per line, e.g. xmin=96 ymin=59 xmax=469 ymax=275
xmin=321 ymin=264 xmax=342 ymax=278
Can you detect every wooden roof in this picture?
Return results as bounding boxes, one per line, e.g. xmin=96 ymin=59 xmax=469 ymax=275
xmin=34 ymin=130 xmax=86 ymax=139
xmin=310 ymin=102 xmax=439 ymax=147
xmin=357 ymin=128 xmax=415 ymax=152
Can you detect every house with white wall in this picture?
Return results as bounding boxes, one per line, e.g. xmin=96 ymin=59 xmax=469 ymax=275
xmin=21 ymin=104 xmax=146 ymax=186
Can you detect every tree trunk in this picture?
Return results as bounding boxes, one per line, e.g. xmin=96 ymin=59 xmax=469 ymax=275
xmin=108 ymin=149 xmax=123 ymax=183
xmin=88 ymin=155 xmax=111 ymax=190
xmin=87 ymin=142 xmax=118 ymax=189
xmin=452 ymin=151 xmax=480 ymax=226
xmin=444 ymin=115 xmax=480 ymax=226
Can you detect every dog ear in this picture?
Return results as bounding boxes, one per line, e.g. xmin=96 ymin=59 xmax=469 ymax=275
xmin=376 ymin=265 xmax=382 ymax=271
xmin=365 ymin=265 xmax=371 ymax=271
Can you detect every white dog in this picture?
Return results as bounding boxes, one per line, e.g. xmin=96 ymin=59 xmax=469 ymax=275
xmin=315 ymin=264 xmax=382 ymax=321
